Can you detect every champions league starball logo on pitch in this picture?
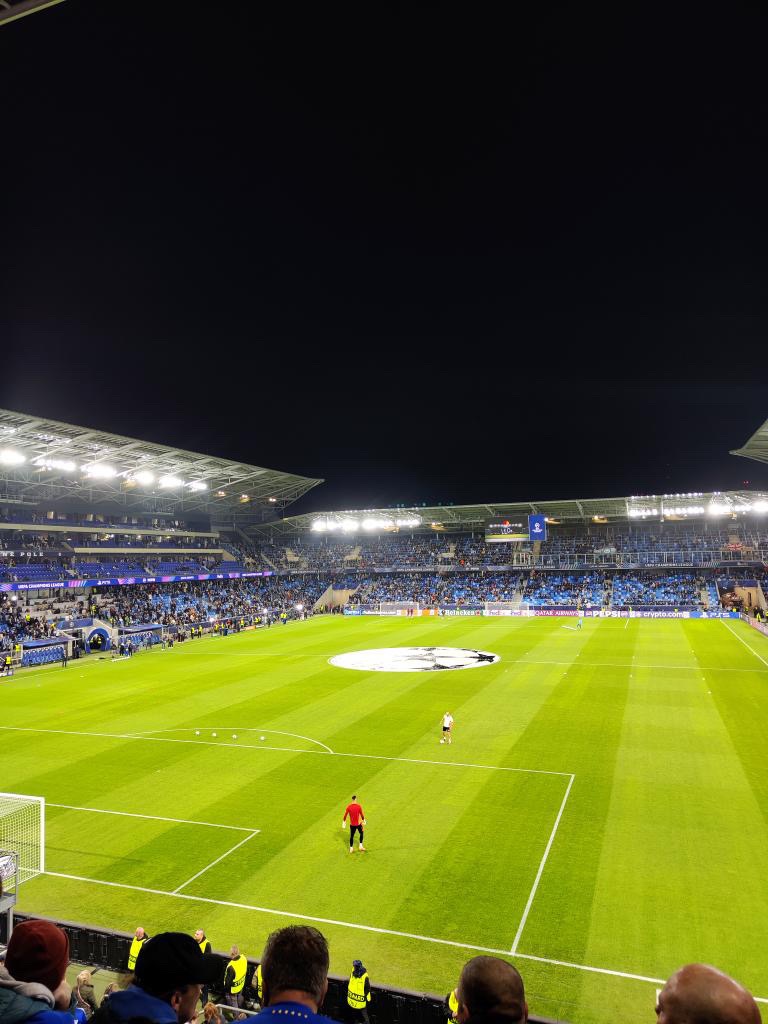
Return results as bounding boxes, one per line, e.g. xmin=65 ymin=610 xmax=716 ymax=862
xmin=329 ymin=647 xmax=500 ymax=672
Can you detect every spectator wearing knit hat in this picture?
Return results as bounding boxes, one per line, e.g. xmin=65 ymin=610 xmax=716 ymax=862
xmin=0 ymin=918 xmax=86 ymax=1023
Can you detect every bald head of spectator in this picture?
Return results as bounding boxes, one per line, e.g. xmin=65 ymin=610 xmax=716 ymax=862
xmin=657 ymin=964 xmax=761 ymax=1024
xmin=456 ymin=956 xmax=527 ymax=1024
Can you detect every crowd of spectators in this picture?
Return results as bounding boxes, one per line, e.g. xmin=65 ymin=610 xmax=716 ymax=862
xmin=1 ymin=521 xmax=768 ymax=581
xmin=0 ymin=916 xmax=762 ymax=1024
xmin=0 ymin=598 xmax=60 ymax=646
xmin=348 ymin=572 xmax=521 ymax=606
xmin=94 ymin=577 xmax=329 ymax=629
xmin=611 ymin=572 xmax=704 ymax=608
xmin=522 ymin=571 xmax=605 ymax=607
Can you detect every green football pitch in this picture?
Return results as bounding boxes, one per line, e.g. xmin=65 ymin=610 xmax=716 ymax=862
xmin=3 ymin=615 xmax=768 ymax=1024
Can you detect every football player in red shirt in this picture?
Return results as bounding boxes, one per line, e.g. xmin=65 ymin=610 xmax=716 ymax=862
xmin=343 ymin=795 xmax=366 ymax=853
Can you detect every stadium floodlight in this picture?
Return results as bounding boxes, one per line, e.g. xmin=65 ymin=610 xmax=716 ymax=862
xmin=311 ymin=519 xmax=328 ymax=532
xmin=187 ymin=480 xmax=207 ymax=492
xmin=395 ymin=516 xmax=421 ymax=528
xmin=0 ymin=449 xmax=26 ymax=465
xmin=132 ymin=470 xmax=155 ymax=486
xmin=339 ymin=518 xmax=358 ymax=532
xmin=159 ymin=474 xmax=184 ymax=488
xmin=34 ymin=456 xmax=77 ymax=472
xmin=83 ymin=463 xmax=116 ymax=478
xmin=752 ymin=500 xmax=768 ymax=512
xmin=361 ymin=518 xmax=379 ymax=530
xmin=708 ymin=503 xmax=729 ymax=515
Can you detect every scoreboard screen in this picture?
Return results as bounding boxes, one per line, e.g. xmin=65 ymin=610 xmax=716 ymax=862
xmin=485 ymin=514 xmax=548 ymax=543
xmin=485 ymin=520 xmax=528 ymax=543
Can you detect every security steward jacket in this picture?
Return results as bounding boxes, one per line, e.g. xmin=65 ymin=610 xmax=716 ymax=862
xmin=224 ymin=955 xmax=247 ymax=995
xmin=127 ymin=934 xmax=149 ymax=972
xmin=347 ymin=971 xmax=371 ymax=1009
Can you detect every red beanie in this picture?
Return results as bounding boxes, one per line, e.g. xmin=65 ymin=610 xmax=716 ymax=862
xmin=6 ymin=919 xmax=69 ymax=993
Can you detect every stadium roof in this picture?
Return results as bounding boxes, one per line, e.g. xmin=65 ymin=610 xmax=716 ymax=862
xmin=262 ymin=489 xmax=768 ymax=535
xmin=731 ymin=418 xmax=768 ymax=466
xmin=0 ymin=408 xmax=322 ymax=519
xmin=0 ymin=0 xmax=65 ymax=27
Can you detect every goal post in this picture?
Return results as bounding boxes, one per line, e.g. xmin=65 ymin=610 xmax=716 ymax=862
xmin=378 ymin=602 xmax=420 ymax=616
xmin=0 ymin=793 xmax=45 ymax=886
xmin=483 ymin=601 xmax=521 ymax=616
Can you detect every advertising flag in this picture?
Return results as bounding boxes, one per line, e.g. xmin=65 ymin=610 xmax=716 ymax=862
xmin=528 ymin=514 xmax=547 ymax=542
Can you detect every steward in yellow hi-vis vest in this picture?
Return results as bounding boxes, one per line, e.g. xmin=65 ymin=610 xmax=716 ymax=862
xmin=445 ymin=988 xmax=459 ymax=1023
xmin=347 ymin=960 xmax=371 ymax=1023
xmin=254 ymin=962 xmax=263 ymax=1004
xmin=224 ymin=945 xmax=248 ymax=1008
xmin=127 ymin=927 xmax=149 ymax=971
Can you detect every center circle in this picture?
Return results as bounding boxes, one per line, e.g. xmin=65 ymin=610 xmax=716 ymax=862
xmin=329 ymin=646 xmax=500 ymax=672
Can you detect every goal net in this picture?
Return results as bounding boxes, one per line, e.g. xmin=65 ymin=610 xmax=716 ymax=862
xmin=378 ymin=602 xmax=419 ymax=616
xmin=483 ymin=601 xmax=521 ymax=616
xmin=0 ymin=793 xmax=45 ymax=886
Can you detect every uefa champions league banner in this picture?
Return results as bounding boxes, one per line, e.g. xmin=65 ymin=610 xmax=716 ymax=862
xmin=0 ymin=570 xmax=274 ymax=592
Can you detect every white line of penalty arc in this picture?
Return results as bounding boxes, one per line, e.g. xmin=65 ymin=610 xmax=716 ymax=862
xmin=38 ymin=872 xmax=768 ymax=1003
xmin=0 ymin=726 xmax=574 ymax=778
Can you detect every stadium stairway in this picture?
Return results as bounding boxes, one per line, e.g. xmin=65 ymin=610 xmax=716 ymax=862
xmin=313 ymin=582 xmax=357 ymax=609
xmin=284 ymin=547 xmax=303 ymax=566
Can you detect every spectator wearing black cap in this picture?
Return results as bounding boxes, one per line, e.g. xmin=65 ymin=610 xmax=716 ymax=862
xmin=257 ymin=925 xmax=341 ymax=1024
xmin=0 ymin=918 xmax=86 ymax=1024
xmin=91 ymin=931 xmax=220 ymax=1024
xmin=346 ymin=960 xmax=371 ymax=1024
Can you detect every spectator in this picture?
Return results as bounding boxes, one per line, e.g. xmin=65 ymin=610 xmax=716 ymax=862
xmin=0 ymin=918 xmax=86 ymax=1023
xmin=203 ymin=1001 xmax=224 ymax=1024
xmin=75 ymin=970 xmax=98 ymax=1018
xmin=258 ymin=925 xmax=340 ymax=1024
xmin=100 ymin=983 xmax=119 ymax=1006
xmin=656 ymin=964 xmax=761 ymax=1024
xmin=92 ymin=931 xmax=219 ymax=1024
xmin=455 ymin=956 xmax=527 ymax=1024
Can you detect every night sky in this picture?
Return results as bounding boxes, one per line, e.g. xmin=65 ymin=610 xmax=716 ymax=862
xmin=2 ymin=4 xmax=768 ymax=514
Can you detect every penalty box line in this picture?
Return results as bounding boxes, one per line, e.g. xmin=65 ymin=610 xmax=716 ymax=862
xmin=47 ymin=803 xmax=261 ymax=895
xmin=38 ymin=871 xmax=768 ymax=1005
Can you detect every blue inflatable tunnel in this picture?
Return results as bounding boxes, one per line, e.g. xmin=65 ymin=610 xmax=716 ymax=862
xmin=87 ymin=626 xmax=112 ymax=652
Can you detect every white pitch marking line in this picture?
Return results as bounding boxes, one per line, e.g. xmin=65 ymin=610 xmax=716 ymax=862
xmin=514 ymin=658 xmax=767 ymax=674
xmin=128 ymin=727 xmax=335 ymax=755
xmin=510 ymin=773 xmax=575 ymax=953
xmin=48 ymin=803 xmax=258 ymax=833
xmin=172 ymin=830 xmax=259 ymax=893
xmin=624 ymin=618 xmax=630 ymax=630
xmin=721 ymin=620 xmax=768 ymax=668
xmin=0 ymin=726 xmax=572 ymax=777
xmin=38 ymin=871 xmax=768 ymax=1003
